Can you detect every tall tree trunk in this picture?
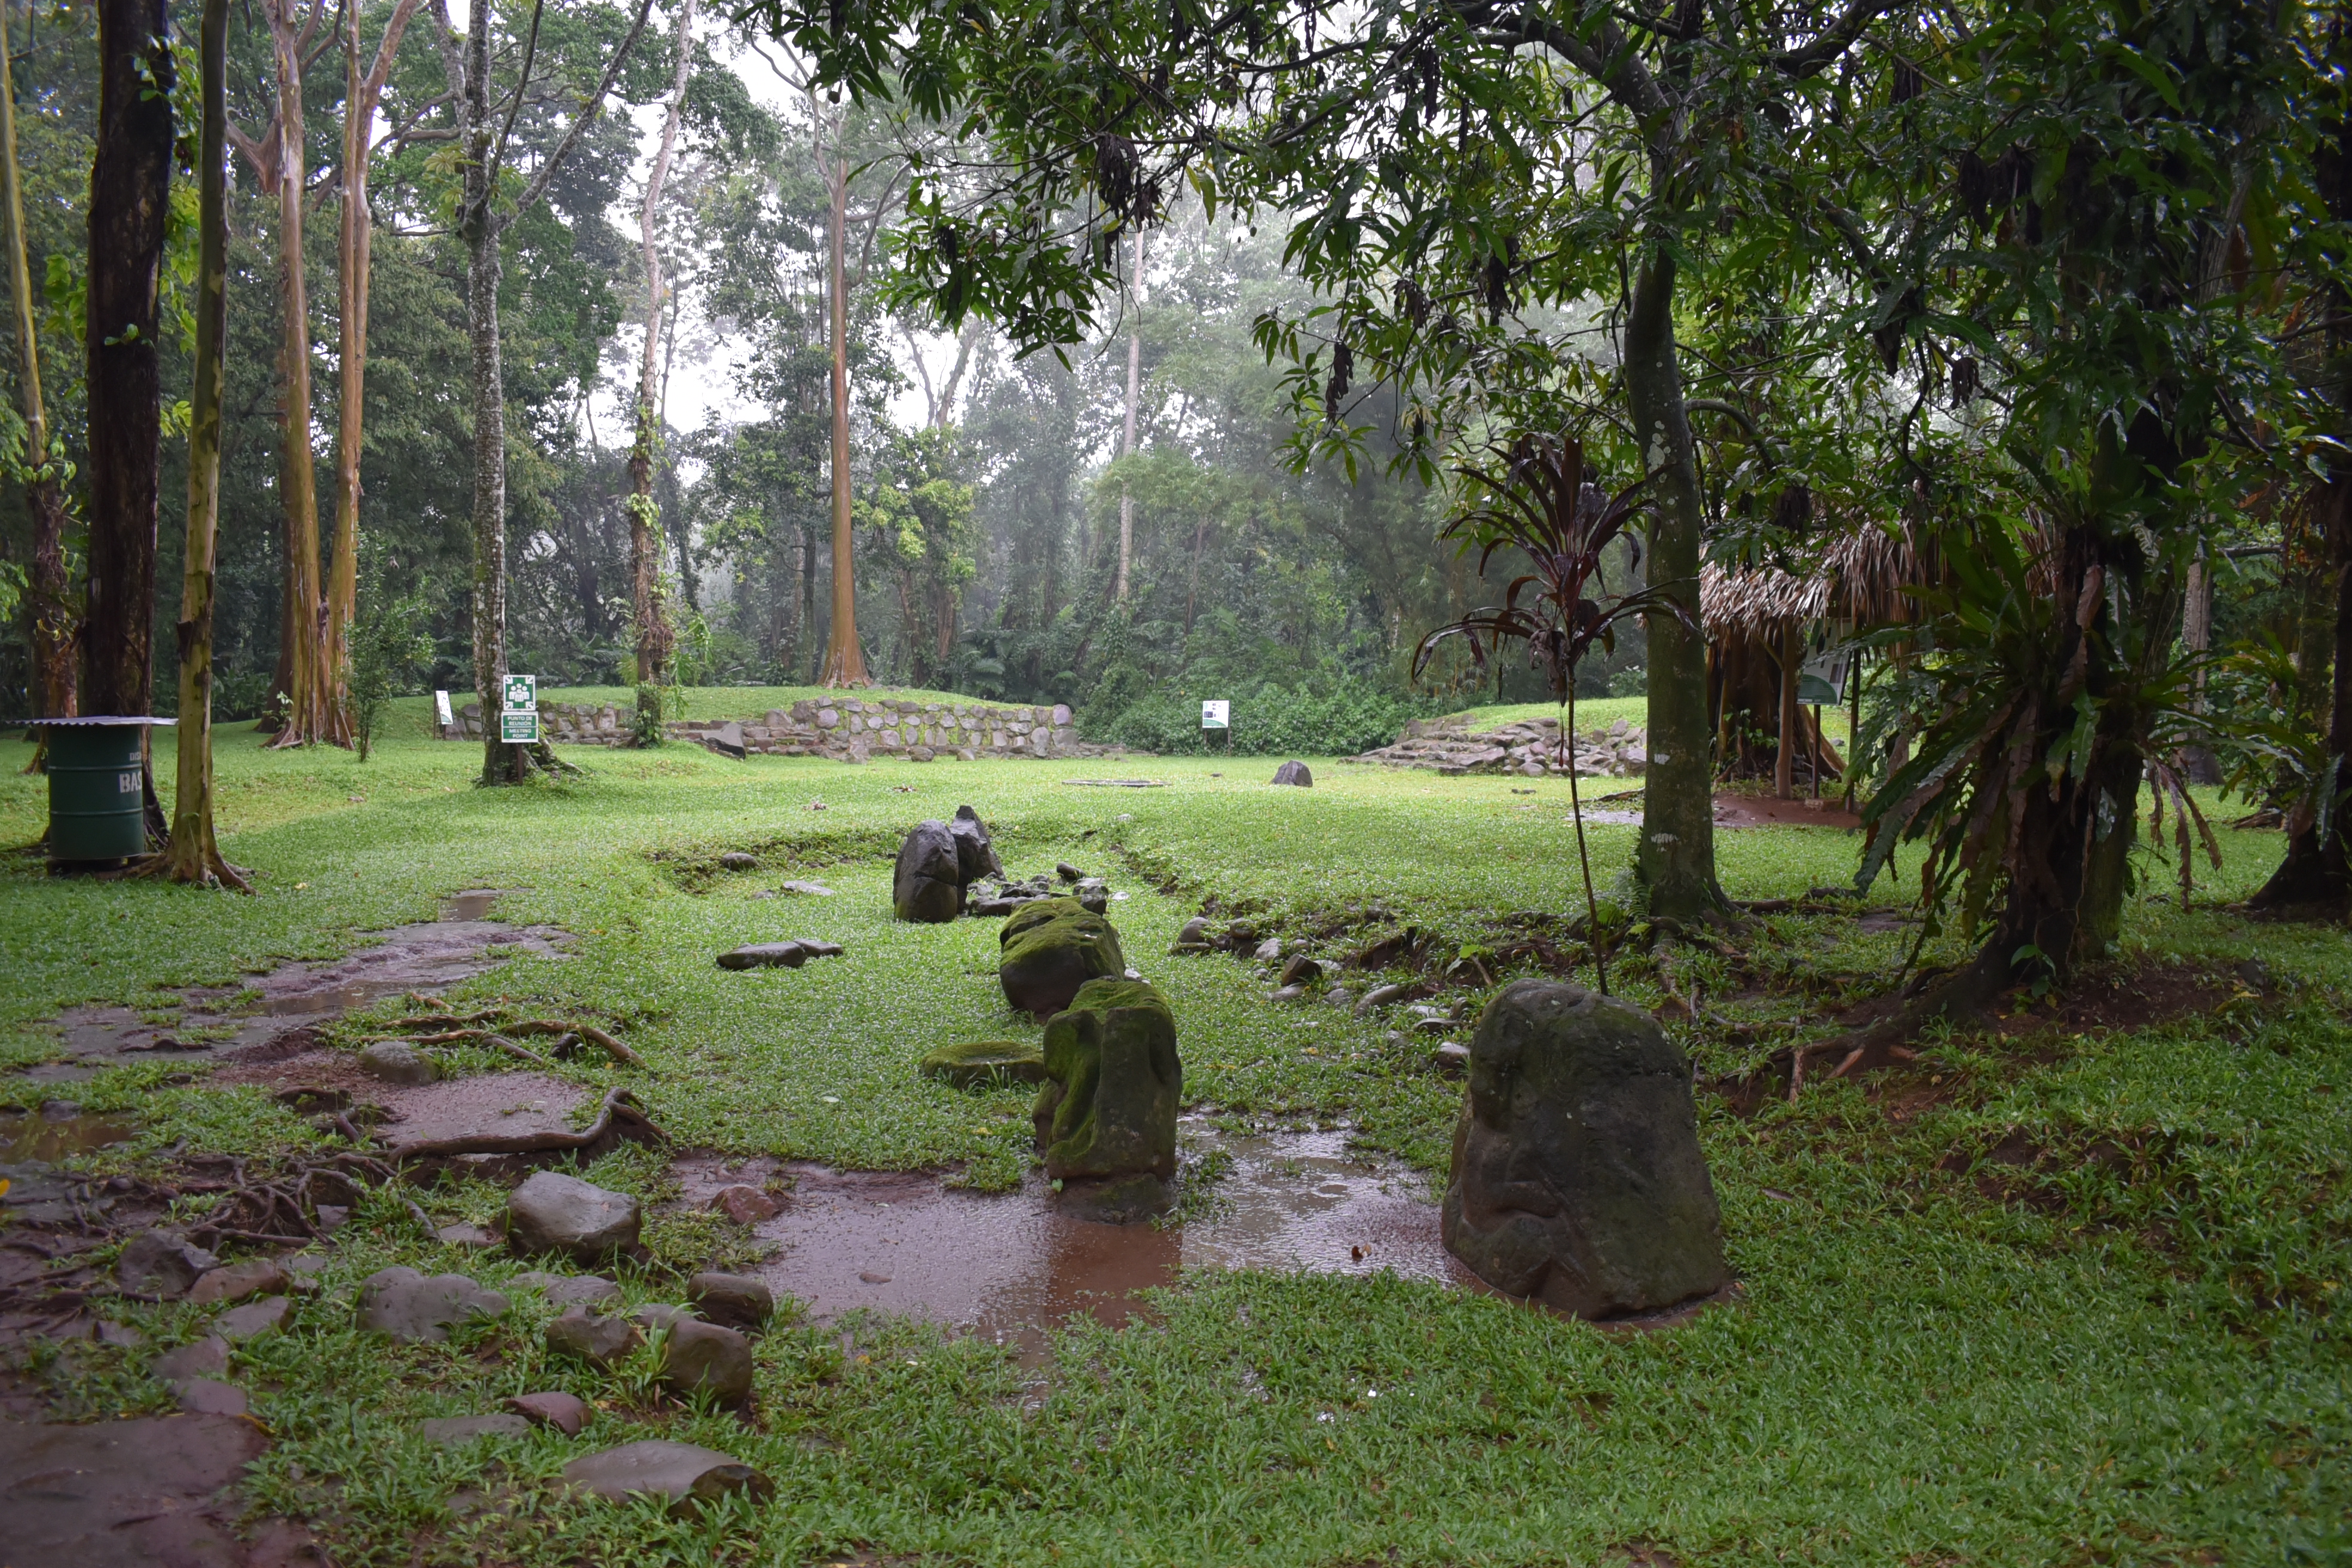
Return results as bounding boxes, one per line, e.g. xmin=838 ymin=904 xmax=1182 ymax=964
xmin=325 ymin=0 xmax=421 ymax=747
xmin=629 ymin=0 xmax=691 ymax=684
xmin=800 ymin=516 xmax=818 ymax=680
xmin=1622 ymin=246 xmax=1726 ymax=924
xmin=1 ymin=0 xmax=74 ymax=736
xmin=84 ymin=0 xmax=172 ymax=801
xmin=818 ymin=152 xmax=868 ymax=687
xmin=1775 ymin=623 xmax=1799 ymax=798
xmin=161 ymin=0 xmax=246 ymax=888
xmin=1116 ymin=228 xmax=1142 ymax=602
xmin=265 ymin=0 xmax=331 ymax=749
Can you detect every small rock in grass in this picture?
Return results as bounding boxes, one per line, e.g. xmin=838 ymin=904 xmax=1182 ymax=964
xmin=1323 ymin=987 xmax=1354 ymax=1010
xmin=174 ymin=1379 xmax=247 ymax=1416
xmin=919 ymin=1040 xmax=1047 ymax=1088
xmin=1171 ymin=916 xmax=1212 ymax=953
xmin=436 ymin=1222 xmax=503 ymax=1250
xmin=1253 ymin=937 xmax=1282 ymax=962
xmin=717 ymin=942 xmax=806 ymax=970
xmin=687 ymin=1272 xmax=773 ymax=1330
xmin=654 ymin=1318 xmax=755 ymax=1405
xmin=96 ymin=1320 xmax=144 ymax=1348
xmin=709 ymin=1185 xmax=780 ymax=1225
xmin=507 ymin=1171 xmax=641 ymax=1263
xmin=1433 ymin=1041 xmax=1471 ymax=1073
xmin=356 ymin=1267 xmax=510 ymax=1343
xmin=152 ymin=1336 xmax=230 ymax=1381
xmin=776 ymin=880 xmax=834 ymax=896
xmin=632 ymin=1302 xmax=697 ymax=1332
xmin=215 ymin=1296 xmax=290 ymax=1342
xmin=1279 ymin=954 xmax=1325 ymax=988
xmin=116 ymin=1229 xmax=221 ymax=1298
xmin=510 ymin=1391 xmax=590 ymax=1436
xmin=718 ymin=852 xmax=758 ymax=871
xmin=419 ymin=1413 xmax=531 ymax=1447
xmin=188 ymin=1258 xmax=286 ymax=1306
xmin=513 ymin=1271 xmax=622 ymax=1309
xmin=1270 ymin=760 xmax=1313 ymax=787
xmin=357 ymin=1041 xmax=438 ymax=1085
xmin=1355 ymin=983 xmax=1410 ymax=1013
xmin=313 ymin=1204 xmax=351 ymax=1233
xmin=546 ymin=1306 xmax=640 ymax=1365
xmin=561 ymin=1440 xmax=771 ymax=1511
xmin=1056 ymin=862 xmax=1086 ymax=883
xmin=1268 ymin=985 xmax=1305 ymax=1003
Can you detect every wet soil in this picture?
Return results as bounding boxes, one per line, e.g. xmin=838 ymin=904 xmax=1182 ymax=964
xmin=0 ymin=1104 xmax=137 ymax=1162
xmin=0 ymin=1409 xmax=323 ymax=1567
xmin=10 ymin=890 xmax=566 ymax=1087
xmin=1710 ymin=791 xmax=1863 ymax=831
xmin=673 ymin=1121 xmax=1477 ymax=1356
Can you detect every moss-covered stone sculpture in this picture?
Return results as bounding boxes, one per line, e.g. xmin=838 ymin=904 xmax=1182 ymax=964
xmin=998 ymin=897 xmax=1127 ymax=1018
xmin=1441 ymin=979 xmax=1730 ymax=1318
xmin=1031 ymin=978 xmax=1181 ymax=1220
xmin=919 ymin=1040 xmax=1048 ymax=1088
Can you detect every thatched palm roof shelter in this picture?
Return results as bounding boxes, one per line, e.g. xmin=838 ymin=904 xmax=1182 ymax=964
xmin=1699 ymin=526 xmax=1925 ymax=795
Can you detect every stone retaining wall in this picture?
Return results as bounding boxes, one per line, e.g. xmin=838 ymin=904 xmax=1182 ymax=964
xmin=668 ymin=698 xmax=1104 ymax=761
xmin=445 ymin=695 xmax=1107 ymax=762
xmin=447 ymin=701 xmax=629 ymax=745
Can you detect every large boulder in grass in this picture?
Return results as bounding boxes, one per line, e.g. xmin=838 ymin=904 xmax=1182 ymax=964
xmin=1031 ymin=978 xmax=1181 ymax=1193
xmin=507 ymin=1172 xmax=642 ymax=1263
xmin=1440 ymin=979 xmax=1730 ymax=1318
xmin=892 ymin=820 xmax=963 ymax=923
xmin=948 ymin=805 xmax=1002 ymax=884
xmin=999 ymin=898 xmax=1127 ymax=1018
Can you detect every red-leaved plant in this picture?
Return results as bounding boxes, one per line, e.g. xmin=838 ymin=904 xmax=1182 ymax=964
xmin=1412 ymin=434 xmax=1693 ymax=991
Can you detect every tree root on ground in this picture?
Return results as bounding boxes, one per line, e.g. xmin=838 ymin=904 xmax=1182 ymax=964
xmin=387 ymin=1086 xmax=666 ymax=1163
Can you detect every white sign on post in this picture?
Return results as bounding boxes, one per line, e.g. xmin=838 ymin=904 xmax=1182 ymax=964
xmin=1200 ymin=700 xmax=1230 ymax=731
xmin=500 ymin=674 xmax=540 ymax=743
xmin=434 ymin=690 xmax=454 ymax=733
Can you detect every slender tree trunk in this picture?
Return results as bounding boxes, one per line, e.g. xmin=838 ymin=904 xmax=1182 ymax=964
xmin=1185 ymin=514 xmax=1206 ymax=635
xmin=1775 ymin=623 xmax=1798 ymax=798
xmin=161 ymin=0 xmax=245 ymax=887
xmin=1117 ymin=228 xmax=1142 ymax=602
xmin=1 ymin=2 xmax=73 ymax=736
xmin=84 ymin=0 xmax=171 ymax=783
xmin=1622 ymin=245 xmax=1725 ymax=923
xmin=800 ymin=516 xmax=818 ymax=680
xmin=457 ymin=14 xmax=519 ymax=785
xmin=324 ymin=0 xmax=420 ymax=746
xmin=2253 ymin=482 xmax=2352 ymax=911
xmin=629 ymin=0 xmax=692 ymax=684
xmin=263 ymin=0 xmax=332 ymax=749
xmin=818 ymin=152 xmax=868 ymax=687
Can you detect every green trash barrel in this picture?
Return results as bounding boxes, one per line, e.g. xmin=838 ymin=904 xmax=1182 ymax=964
xmin=29 ymin=716 xmax=174 ymax=862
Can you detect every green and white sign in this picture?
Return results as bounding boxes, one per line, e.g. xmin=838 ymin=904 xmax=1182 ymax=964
xmin=500 ymin=674 xmax=540 ymax=743
xmin=1200 ymin=699 xmax=1230 ymax=731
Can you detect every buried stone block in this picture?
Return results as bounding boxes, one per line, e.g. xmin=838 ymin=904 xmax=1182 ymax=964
xmin=507 ymin=1172 xmax=642 ymax=1263
xmin=356 ymin=1267 xmax=510 ymax=1343
xmin=1031 ymin=978 xmax=1181 ymax=1208
xmin=546 ymin=1306 xmax=640 ymax=1365
xmin=999 ymin=898 xmax=1128 ymax=1018
xmin=892 ymin=820 xmax=964 ymax=923
xmin=920 ymin=1039 xmax=1048 ymax=1088
xmin=1440 ymin=979 xmax=1731 ymax=1318
xmin=562 ymin=1440 xmax=771 ymax=1511
xmin=116 ymin=1230 xmax=221 ymax=1298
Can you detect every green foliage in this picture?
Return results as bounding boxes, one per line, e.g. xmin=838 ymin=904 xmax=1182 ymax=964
xmin=1090 ymin=674 xmax=1422 ymax=757
xmin=347 ymin=562 xmax=433 ymax=763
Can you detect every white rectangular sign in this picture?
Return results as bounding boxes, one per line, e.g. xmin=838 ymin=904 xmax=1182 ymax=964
xmin=1201 ymin=700 xmax=1230 ymax=731
xmin=434 ymin=690 xmax=454 ymax=729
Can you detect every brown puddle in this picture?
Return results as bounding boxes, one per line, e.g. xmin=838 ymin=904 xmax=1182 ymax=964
xmin=12 ymin=890 xmax=566 ymax=1085
xmin=677 ymin=1120 xmax=1476 ymax=1358
xmin=0 ymin=1103 xmax=135 ymax=1162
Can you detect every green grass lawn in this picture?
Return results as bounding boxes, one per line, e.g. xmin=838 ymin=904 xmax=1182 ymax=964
xmin=2 ymin=700 xmax=2345 ymax=1566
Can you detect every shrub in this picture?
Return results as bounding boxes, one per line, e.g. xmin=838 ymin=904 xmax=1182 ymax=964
xmin=1088 ymin=677 xmax=1423 ymax=757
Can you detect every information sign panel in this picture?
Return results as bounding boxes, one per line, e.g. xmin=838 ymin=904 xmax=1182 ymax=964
xmin=1200 ymin=700 xmax=1230 ymax=731
xmin=500 ymin=675 xmax=539 ymax=743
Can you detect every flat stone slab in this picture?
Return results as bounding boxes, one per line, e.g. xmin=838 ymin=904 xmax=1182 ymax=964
xmin=188 ymin=1258 xmax=286 ymax=1306
xmin=214 ymin=1296 xmax=290 ymax=1342
xmin=920 ymin=1040 xmax=1048 ymax=1088
xmin=373 ymin=1073 xmax=589 ymax=1158
xmin=152 ymin=1336 xmax=230 ymax=1381
xmin=510 ymin=1390 xmax=589 ymax=1435
xmin=0 ymin=1413 xmax=267 ymax=1567
xmin=513 ymin=1271 xmax=621 ymax=1309
xmin=418 ymin=1414 xmax=531 ymax=1447
xmin=561 ymin=1441 xmax=771 ymax=1510
xmin=174 ymin=1379 xmax=249 ymax=1417
xmin=355 ymin=1267 xmax=510 ymax=1343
